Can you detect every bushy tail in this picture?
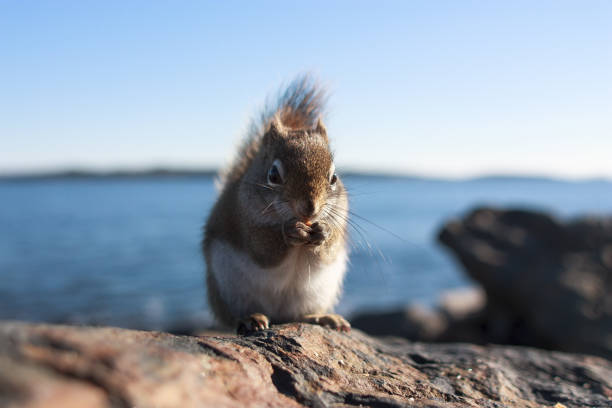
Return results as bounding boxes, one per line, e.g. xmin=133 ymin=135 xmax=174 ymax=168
xmin=219 ymin=74 xmax=328 ymax=188
xmin=248 ymin=73 xmax=328 ymax=138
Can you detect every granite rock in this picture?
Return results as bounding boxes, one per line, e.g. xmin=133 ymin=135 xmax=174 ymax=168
xmin=1 ymin=321 xmax=610 ymax=407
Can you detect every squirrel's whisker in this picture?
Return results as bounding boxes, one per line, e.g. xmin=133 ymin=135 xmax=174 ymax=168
xmin=326 ymin=206 xmax=369 ymax=250
xmin=261 ymin=200 xmax=277 ymax=216
xmin=327 ymin=205 xmax=389 ymax=263
xmin=347 ymin=209 xmax=406 ymax=243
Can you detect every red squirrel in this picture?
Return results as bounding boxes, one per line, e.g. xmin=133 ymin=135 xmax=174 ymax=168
xmin=203 ymin=75 xmax=350 ymax=334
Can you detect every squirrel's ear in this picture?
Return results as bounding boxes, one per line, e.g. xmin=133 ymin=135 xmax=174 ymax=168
xmin=263 ymin=114 xmax=286 ymax=147
xmin=267 ymin=114 xmax=286 ymax=136
xmin=314 ymin=117 xmax=328 ymax=141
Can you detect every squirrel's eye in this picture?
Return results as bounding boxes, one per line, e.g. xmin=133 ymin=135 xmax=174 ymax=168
xmin=267 ymin=164 xmax=282 ymax=185
xmin=330 ymin=174 xmax=338 ymax=185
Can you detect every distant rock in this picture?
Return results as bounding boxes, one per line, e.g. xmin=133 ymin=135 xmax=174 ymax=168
xmin=349 ymin=303 xmax=448 ymax=341
xmin=351 ymin=287 xmax=492 ymax=345
xmin=351 ymin=207 xmax=612 ymax=361
xmin=1 ymin=321 xmax=611 ymax=407
xmin=438 ymin=207 xmax=612 ymax=359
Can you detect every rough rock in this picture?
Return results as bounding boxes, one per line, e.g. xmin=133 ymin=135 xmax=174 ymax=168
xmin=1 ymin=321 xmax=611 ymax=407
xmin=438 ymin=207 xmax=612 ymax=359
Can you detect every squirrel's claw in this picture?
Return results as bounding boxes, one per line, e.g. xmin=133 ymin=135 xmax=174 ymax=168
xmin=301 ymin=313 xmax=351 ymax=333
xmin=237 ymin=313 xmax=270 ymax=335
xmin=283 ymin=221 xmax=329 ymax=247
xmin=283 ymin=221 xmax=312 ymax=246
xmin=307 ymin=222 xmax=329 ymax=246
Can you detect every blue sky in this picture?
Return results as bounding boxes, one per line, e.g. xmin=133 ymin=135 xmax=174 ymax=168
xmin=1 ymin=1 xmax=611 ymax=178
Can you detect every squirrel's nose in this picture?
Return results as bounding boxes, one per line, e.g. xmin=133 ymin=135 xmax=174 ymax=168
xmin=297 ymin=199 xmax=317 ymax=221
xmin=305 ymin=200 xmax=315 ymax=216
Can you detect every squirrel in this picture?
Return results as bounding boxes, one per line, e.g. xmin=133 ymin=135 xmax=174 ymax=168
xmin=202 ymin=75 xmax=351 ymax=334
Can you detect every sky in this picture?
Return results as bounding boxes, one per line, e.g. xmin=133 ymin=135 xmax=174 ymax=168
xmin=1 ymin=1 xmax=611 ymax=178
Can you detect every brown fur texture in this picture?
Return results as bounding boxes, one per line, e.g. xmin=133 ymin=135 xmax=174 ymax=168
xmin=220 ymin=74 xmax=328 ymax=187
xmin=203 ymin=75 xmax=349 ymax=329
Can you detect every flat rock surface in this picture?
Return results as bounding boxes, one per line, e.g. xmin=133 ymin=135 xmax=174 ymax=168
xmin=1 ymin=322 xmax=611 ymax=407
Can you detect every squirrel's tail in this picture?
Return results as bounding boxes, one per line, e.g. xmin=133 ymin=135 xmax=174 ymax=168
xmin=248 ymin=73 xmax=328 ymax=138
xmin=218 ymin=74 xmax=327 ymax=189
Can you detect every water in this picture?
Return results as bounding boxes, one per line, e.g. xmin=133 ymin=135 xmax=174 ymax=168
xmin=1 ymin=176 xmax=611 ymax=330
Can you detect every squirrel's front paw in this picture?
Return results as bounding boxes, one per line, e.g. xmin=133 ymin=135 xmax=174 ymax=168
xmin=307 ymin=222 xmax=329 ymax=246
xmin=283 ymin=221 xmax=312 ymax=246
xmin=284 ymin=221 xmax=329 ymax=246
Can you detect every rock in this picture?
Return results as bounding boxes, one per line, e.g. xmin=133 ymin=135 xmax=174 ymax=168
xmin=351 ymin=287 xmax=489 ymax=345
xmin=350 ymin=304 xmax=447 ymax=341
xmin=438 ymin=287 xmax=486 ymax=322
xmin=438 ymin=207 xmax=612 ymax=359
xmin=1 ymin=321 xmax=611 ymax=408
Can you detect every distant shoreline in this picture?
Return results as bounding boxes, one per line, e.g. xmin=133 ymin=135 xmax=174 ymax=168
xmin=0 ymin=168 xmax=218 ymax=181
xmin=0 ymin=168 xmax=610 ymax=183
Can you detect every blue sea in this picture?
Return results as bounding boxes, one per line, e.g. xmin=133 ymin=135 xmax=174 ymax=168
xmin=1 ymin=175 xmax=611 ymax=330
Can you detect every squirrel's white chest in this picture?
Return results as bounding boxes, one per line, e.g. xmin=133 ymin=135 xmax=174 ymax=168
xmin=209 ymin=239 xmax=347 ymax=321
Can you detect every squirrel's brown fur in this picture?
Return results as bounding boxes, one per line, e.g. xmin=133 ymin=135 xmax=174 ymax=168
xmin=220 ymin=75 xmax=328 ymax=187
xmin=203 ymin=75 xmax=350 ymax=333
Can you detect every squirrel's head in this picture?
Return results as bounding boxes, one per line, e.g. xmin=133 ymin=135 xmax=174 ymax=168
xmin=244 ymin=115 xmax=344 ymax=224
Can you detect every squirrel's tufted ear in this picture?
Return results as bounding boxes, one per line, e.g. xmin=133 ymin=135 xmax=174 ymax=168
xmin=267 ymin=114 xmax=286 ymax=136
xmin=263 ymin=114 xmax=286 ymax=147
xmin=314 ymin=117 xmax=328 ymax=141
